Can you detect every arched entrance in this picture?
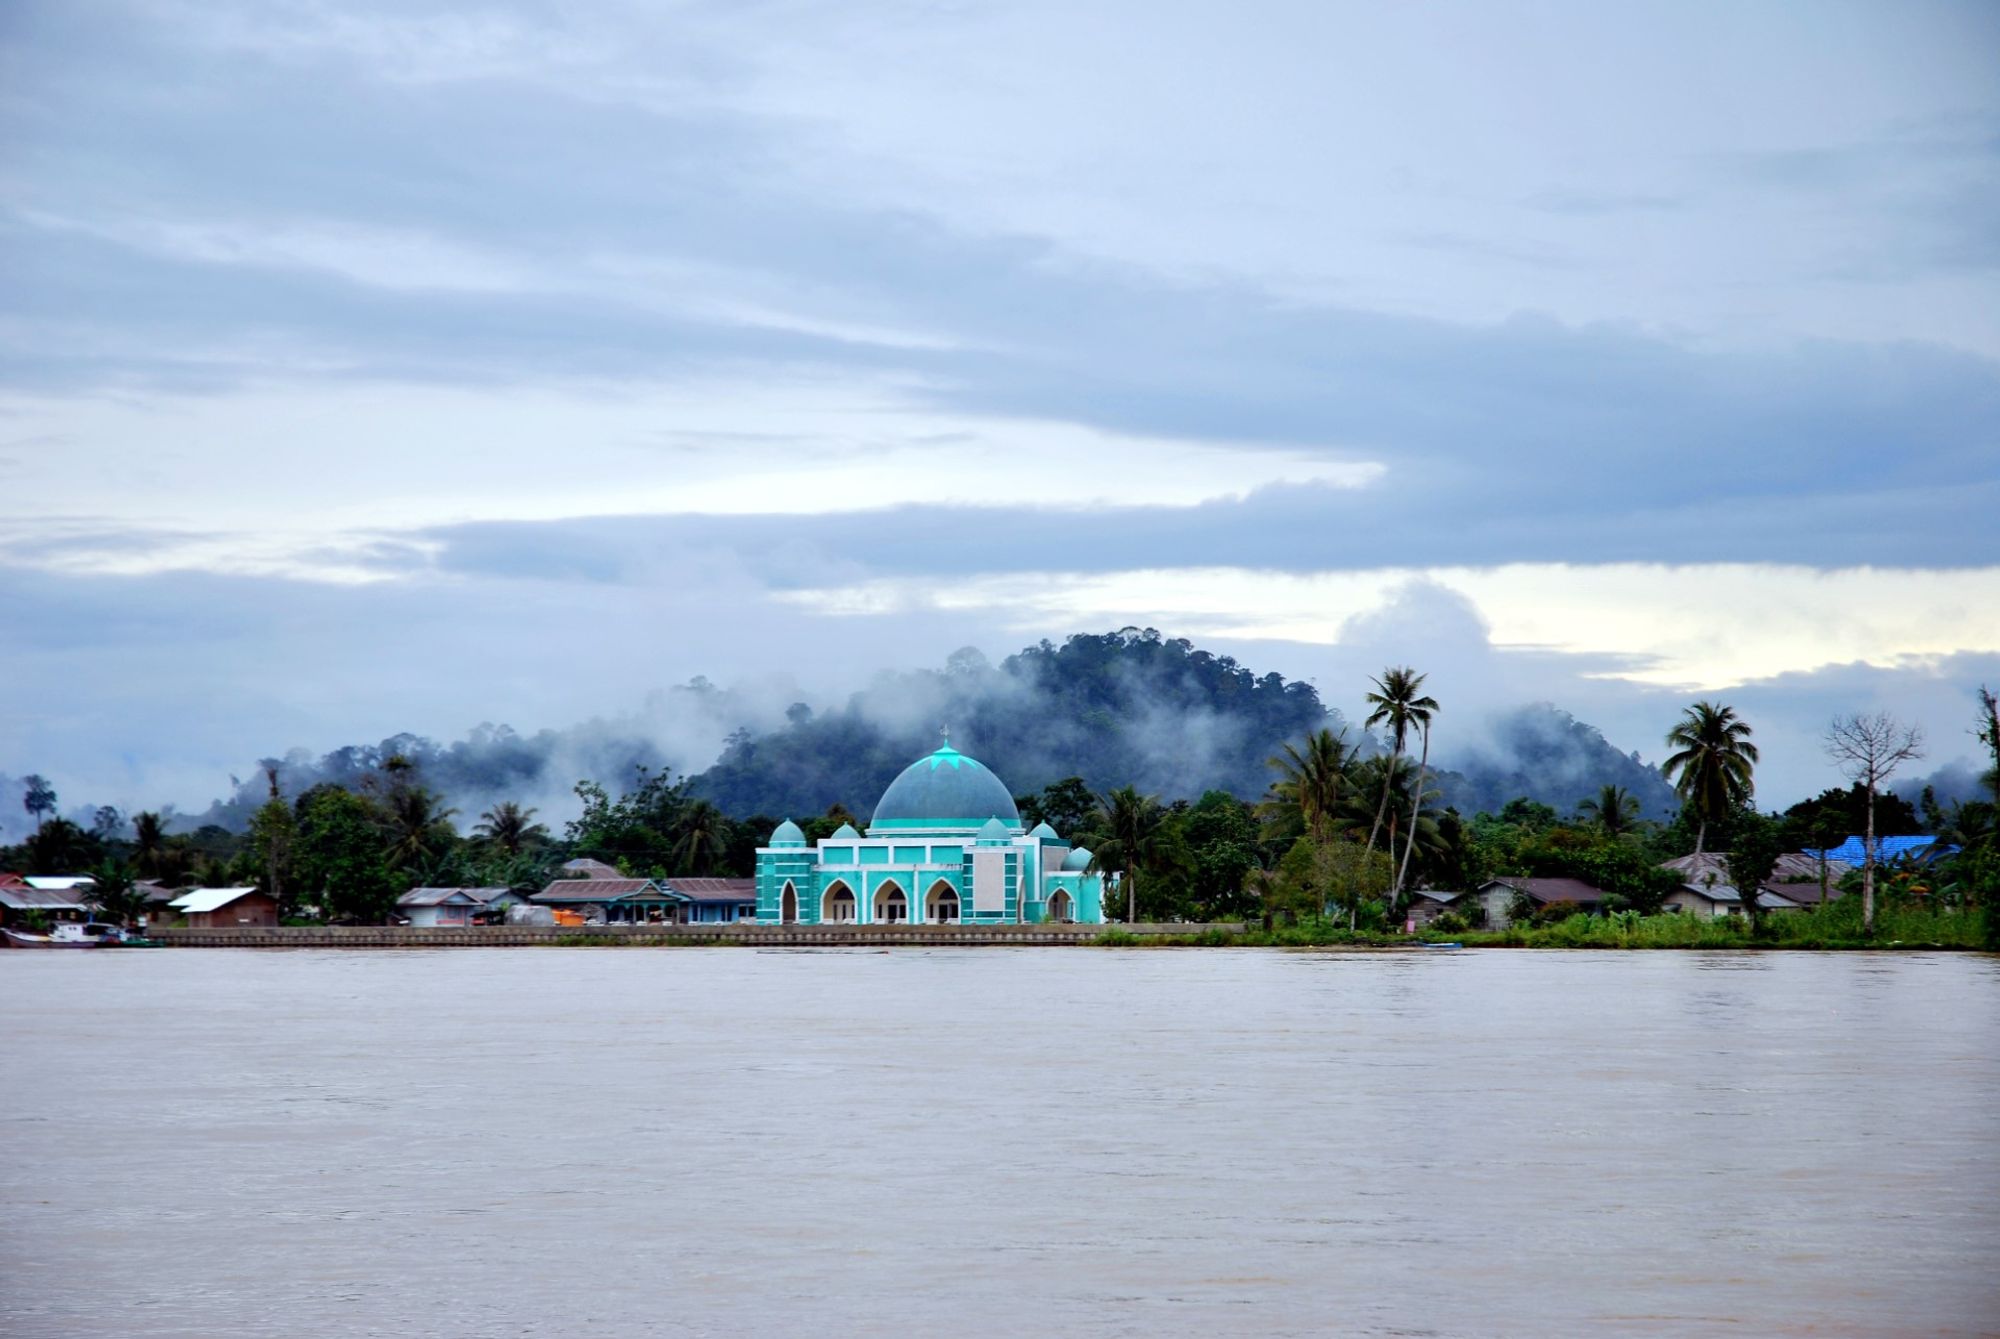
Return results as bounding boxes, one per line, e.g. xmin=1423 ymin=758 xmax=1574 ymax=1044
xmin=780 ymin=881 xmax=798 ymax=924
xmin=925 ymin=880 xmax=960 ymax=923
xmin=822 ymin=882 xmax=856 ymax=924
xmin=873 ymin=881 xmax=908 ymax=924
xmin=1048 ymin=889 xmax=1074 ymax=923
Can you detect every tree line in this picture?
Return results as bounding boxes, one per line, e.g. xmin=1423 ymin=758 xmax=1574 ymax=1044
xmin=8 ymin=676 xmax=1996 ymax=936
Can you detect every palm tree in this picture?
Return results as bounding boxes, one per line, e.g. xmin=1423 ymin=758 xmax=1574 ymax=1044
xmin=131 ymin=810 xmax=167 ymax=875
xmin=387 ymin=787 xmax=458 ymax=870
xmin=475 ymin=801 xmax=547 ymax=855
xmin=1395 ymin=700 xmax=1443 ymax=905
xmin=671 ymin=801 xmax=730 ymax=876
xmin=1089 ymin=786 xmax=1164 ymax=923
xmin=1576 ymin=784 xmax=1641 ymax=839
xmin=85 ymin=857 xmax=147 ymax=929
xmin=1262 ymin=727 xmax=1351 ymax=843
xmin=22 ymin=774 xmax=56 ymax=832
xmin=1362 ymin=668 xmax=1438 ymax=870
xmin=1662 ymin=702 xmax=1759 ymax=856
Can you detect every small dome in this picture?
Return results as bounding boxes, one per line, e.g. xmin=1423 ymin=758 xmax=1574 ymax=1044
xmin=1028 ymin=821 xmax=1061 ymax=843
xmin=831 ymin=822 xmax=860 ymax=840
xmin=1062 ymin=847 xmax=1094 ymax=871
xmin=769 ymin=819 xmax=805 ymax=847
xmin=870 ymin=743 xmax=1022 ymax=831
xmin=977 ymin=816 xmax=1012 ymax=842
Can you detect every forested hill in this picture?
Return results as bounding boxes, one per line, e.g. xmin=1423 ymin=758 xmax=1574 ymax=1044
xmin=1431 ymin=704 xmax=1680 ymax=821
xmin=162 ymin=630 xmax=1680 ymax=832
xmin=689 ymin=630 xmax=1331 ymax=817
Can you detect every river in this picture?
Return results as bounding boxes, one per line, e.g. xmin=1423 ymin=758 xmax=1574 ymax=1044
xmin=3 ymin=947 xmax=1996 ymax=1336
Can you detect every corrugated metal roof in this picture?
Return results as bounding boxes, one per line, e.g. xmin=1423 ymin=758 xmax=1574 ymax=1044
xmin=0 ymin=886 xmax=92 ymax=911
xmin=659 ymin=877 xmax=756 ymax=904
xmin=398 ymin=886 xmax=512 ymax=907
xmin=169 ymin=887 xmax=265 ymax=914
xmin=559 ymin=858 xmax=625 ymax=879
xmin=533 ymin=878 xmax=663 ymax=902
xmin=1809 ymin=835 xmax=1955 ymax=865
xmin=1481 ymin=876 xmax=1607 ymax=903
xmin=25 ymin=875 xmax=96 ymax=891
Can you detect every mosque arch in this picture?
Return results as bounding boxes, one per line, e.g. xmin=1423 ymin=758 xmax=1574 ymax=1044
xmin=780 ymin=881 xmax=798 ymax=924
xmin=925 ymin=880 xmax=960 ymax=923
xmin=1047 ymin=889 xmax=1074 ymax=923
xmin=822 ymin=881 xmax=856 ymax=924
xmin=872 ymin=880 xmax=909 ymax=924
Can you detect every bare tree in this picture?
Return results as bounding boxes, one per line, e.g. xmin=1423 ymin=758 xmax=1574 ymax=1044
xmin=1823 ymin=713 xmax=1925 ymax=934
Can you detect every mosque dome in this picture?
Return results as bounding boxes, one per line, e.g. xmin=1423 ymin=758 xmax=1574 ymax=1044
xmin=769 ymin=818 xmax=806 ymax=847
xmin=871 ymin=743 xmax=1021 ymax=831
xmin=1062 ymin=847 xmax=1094 ymax=871
xmin=1027 ymin=821 xmax=1061 ymax=844
xmin=831 ymin=823 xmax=860 ymax=840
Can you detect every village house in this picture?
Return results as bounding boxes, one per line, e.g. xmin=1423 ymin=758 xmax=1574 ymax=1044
xmin=1661 ymin=882 xmax=1806 ymax=919
xmin=1403 ymin=889 xmax=1470 ymax=930
xmin=1661 ymin=851 xmax=1849 ymax=910
xmin=1472 ymin=876 xmax=1609 ymax=930
xmin=533 ymin=874 xmax=676 ymax=923
xmin=396 ymin=886 xmax=523 ymax=927
xmin=0 ymin=873 xmax=93 ymax=928
xmin=658 ymin=877 xmax=758 ymax=923
xmin=170 ymin=887 xmax=279 ymax=928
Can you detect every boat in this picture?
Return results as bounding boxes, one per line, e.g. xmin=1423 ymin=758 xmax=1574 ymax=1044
xmin=3 ymin=921 xmax=120 ymax=949
xmin=1418 ymin=940 xmax=1462 ymax=950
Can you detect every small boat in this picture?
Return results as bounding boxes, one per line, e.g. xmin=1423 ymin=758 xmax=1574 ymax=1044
xmin=3 ymin=922 xmax=120 ymax=949
xmin=1418 ymin=941 xmax=1462 ymax=950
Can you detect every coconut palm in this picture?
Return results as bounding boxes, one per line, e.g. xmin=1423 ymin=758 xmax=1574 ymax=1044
xmin=132 ymin=810 xmax=166 ymax=875
xmin=475 ymin=801 xmax=547 ymax=856
xmin=387 ymin=787 xmax=458 ymax=870
xmin=1662 ymin=702 xmax=1759 ymax=856
xmin=85 ymin=857 xmax=147 ymax=929
xmin=1362 ymin=669 xmax=1437 ymax=866
xmin=22 ymin=774 xmax=56 ymax=832
xmin=1088 ymin=786 xmax=1165 ymax=923
xmin=1395 ymin=698 xmax=1443 ymax=903
xmin=1262 ymin=727 xmax=1351 ymax=843
xmin=1576 ymin=784 xmax=1642 ymax=839
xmin=671 ymin=800 xmax=730 ymax=876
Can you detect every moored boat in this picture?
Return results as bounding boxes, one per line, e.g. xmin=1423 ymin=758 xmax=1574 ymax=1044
xmin=2 ymin=922 xmax=119 ymax=948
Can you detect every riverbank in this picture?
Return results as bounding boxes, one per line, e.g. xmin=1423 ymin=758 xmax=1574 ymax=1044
xmin=1135 ymin=901 xmax=1993 ymax=950
xmin=133 ymin=902 xmax=1993 ymax=950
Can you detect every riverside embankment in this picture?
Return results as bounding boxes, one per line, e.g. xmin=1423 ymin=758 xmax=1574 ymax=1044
xmin=148 ymin=922 xmax=1241 ymax=948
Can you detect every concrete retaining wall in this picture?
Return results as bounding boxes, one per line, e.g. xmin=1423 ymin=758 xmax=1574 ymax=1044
xmin=150 ymin=923 xmax=1239 ymax=949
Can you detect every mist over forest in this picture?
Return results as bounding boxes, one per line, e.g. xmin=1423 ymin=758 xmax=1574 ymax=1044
xmin=29 ymin=630 xmax=1696 ymax=838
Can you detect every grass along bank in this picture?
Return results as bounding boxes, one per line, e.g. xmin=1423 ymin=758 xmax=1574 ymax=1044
xmin=1099 ymin=901 xmax=1992 ymax=950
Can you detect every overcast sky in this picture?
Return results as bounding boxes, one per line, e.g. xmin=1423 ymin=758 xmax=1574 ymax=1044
xmin=3 ymin=0 xmax=1997 ymax=821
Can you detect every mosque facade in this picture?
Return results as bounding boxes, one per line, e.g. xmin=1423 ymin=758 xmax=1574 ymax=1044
xmin=754 ymin=740 xmax=1106 ymax=925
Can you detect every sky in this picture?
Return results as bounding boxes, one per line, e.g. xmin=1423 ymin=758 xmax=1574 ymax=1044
xmin=3 ymin=0 xmax=1998 ymax=826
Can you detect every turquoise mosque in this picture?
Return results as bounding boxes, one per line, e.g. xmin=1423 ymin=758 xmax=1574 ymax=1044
xmin=755 ymin=739 xmax=1106 ymax=925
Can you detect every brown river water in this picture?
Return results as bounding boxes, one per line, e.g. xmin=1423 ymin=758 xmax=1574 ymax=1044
xmin=3 ymin=947 xmax=1996 ymax=1337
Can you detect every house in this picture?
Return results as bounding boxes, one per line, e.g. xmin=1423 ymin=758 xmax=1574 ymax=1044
xmin=1661 ymin=851 xmax=1850 ymax=909
xmin=659 ymin=877 xmax=758 ymax=924
xmin=533 ymin=876 xmax=677 ymax=924
xmin=1473 ymin=877 xmax=1609 ymax=929
xmin=1403 ymin=889 xmax=1469 ymax=931
xmin=1662 ymin=882 xmax=1806 ymax=919
xmin=397 ymin=886 xmax=519 ymax=927
xmin=170 ymin=887 xmax=279 ymax=928
xmin=0 ymin=873 xmax=93 ymax=927
xmin=558 ymin=858 xmax=626 ymax=879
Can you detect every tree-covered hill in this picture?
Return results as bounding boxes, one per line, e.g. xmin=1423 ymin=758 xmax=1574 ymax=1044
xmin=1432 ymin=703 xmax=1679 ymax=820
xmin=689 ymin=629 xmax=1333 ymax=818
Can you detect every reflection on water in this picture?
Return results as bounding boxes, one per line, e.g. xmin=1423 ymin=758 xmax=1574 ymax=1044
xmin=3 ymin=948 xmax=1997 ymax=1337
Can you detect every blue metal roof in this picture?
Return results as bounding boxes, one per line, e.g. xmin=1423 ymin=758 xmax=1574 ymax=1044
xmin=1806 ymin=835 xmax=1957 ymax=865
